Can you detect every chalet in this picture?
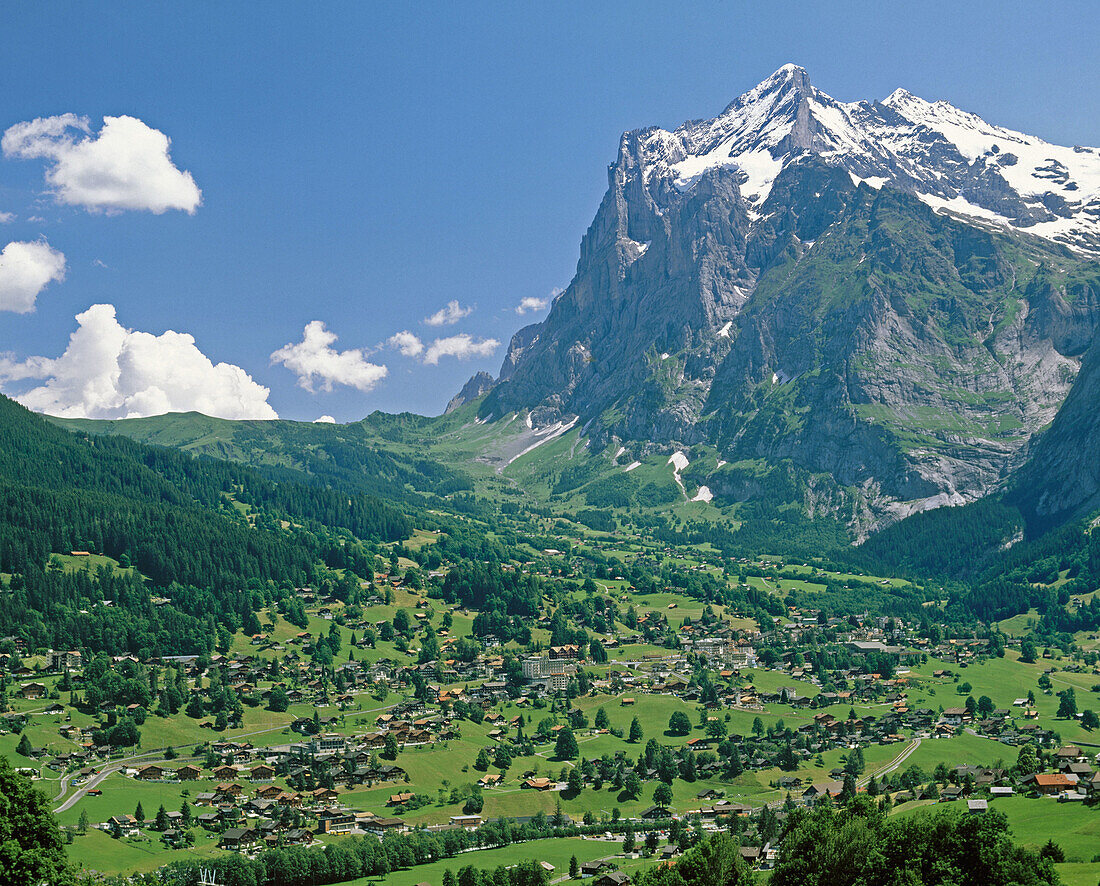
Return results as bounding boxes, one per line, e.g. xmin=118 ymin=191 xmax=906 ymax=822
xmin=135 ymin=764 xmax=164 ymax=780
xmin=581 ymin=860 xmax=617 ymax=876
xmin=362 ymin=764 xmax=406 ymax=782
xmin=802 ymin=781 xmax=843 ymax=802
xmin=284 ymin=827 xmax=312 ymax=845
xmin=449 ymin=814 xmax=483 ymax=830
xmin=19 ymin=682 xmax=47 ymax=699
xmin=105 ymin=815 xmax=140 ymax=837
xmin=523 ymin=777 xmax=553 ymax=790
xmin=1060 ymin=762 xmax=1094 ymax=779
xmin=362 ymin=816 xmax=406 ymax=835
xmin=250 ymin=764 xmax=276 ymax=781
xmin=175 ymin=764 xmax=202 ymax=780
xmin=388 ymin=792 xmax=415 ymax=806
xmin=593 ymin=873 xmax=631 ymax=886
xmin=1028 ymin=772 xmax=1076 ymax=795
xmin=244 ymin=798 xmax=278 ymax=817
xmin=214 ymin=782 xmax=244 ymax=797
xmin=219 ymin=827 xmax=257 ymax=849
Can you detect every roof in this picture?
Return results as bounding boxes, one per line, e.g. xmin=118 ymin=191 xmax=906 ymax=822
xmin=1033 ymin=773 xmax=1074 ymax=787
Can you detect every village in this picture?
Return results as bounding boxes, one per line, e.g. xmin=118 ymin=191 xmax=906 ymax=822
xmin=3 ymin=554 xmax=1099 ymax=881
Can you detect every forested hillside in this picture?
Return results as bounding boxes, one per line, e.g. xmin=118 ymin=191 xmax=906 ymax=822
xmin=0 ymin=395 xmax=415 ymax=656
xmin=53 ymin=409 xmax=476 ymax=504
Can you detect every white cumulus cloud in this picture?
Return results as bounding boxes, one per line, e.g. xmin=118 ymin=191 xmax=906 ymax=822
xmin=314 ymin=415 xmax=336 ymax=424
xmin=2 ymin=114 xmax=202 ymax=214
xmin=0 ymin=239 xmax=67 ymax=313
xmin=424 ymin=299 xmax=473 ymax=326
xmin=423 ymin=333 xmax=500 ymax=365
xmin=0 ymin=303 xmax=276 ymax=419
xmin=515 ymin=295 xmax=548 ymax=314
xmin=0 ymin=211 xmax=14 ymax=224
xmin=387 ymin=330 xmax=424 ymax=357
xmin=271 ymin=320 xmax=388 ymax=393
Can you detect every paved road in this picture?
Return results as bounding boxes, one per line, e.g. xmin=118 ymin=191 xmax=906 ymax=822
xmin=53 ymin=753 xmax=200 ymax=814
xmin=860 ymin=737 xmax=921 ymax=786
xmin=53 ymin=768 xmax=74 ymax=803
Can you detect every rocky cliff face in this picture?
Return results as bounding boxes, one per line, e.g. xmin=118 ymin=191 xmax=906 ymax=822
xmin=1012 ymin=329 xmax=1100 ymax=528
xmin=476 ymin=66 xmax=1100 ymax=524
xmin=446 ymin=371 xmax=496 ymax=414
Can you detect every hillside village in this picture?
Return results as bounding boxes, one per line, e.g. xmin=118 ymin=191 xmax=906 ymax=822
xmin=4 ymin=546 xmax=1099 ymax=882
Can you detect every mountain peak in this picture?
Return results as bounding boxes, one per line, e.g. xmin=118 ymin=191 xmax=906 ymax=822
xmin=630 ymin=69 xmax=1100 ymax=251
xmin=762 ymin=63 xmax=811 ymax=90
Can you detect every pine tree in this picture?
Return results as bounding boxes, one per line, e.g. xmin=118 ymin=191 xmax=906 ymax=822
xmin=654 ymin=782 xmax=673 ymax=807
xmin=628 ymin=716 xmax=643 ymax=742
xmin=383 ymin=732 xmax=399 ymax=760
xmin=567 ymin=768 xmax=583 ymax=795
xmin=1057 ymin=688 xmax=1077 ymax=719
xmin=135 ymin=801 xmax=145 ymax=822
xmin=841 ymin=772 xmax=857 ymax=803
xmin=569 ymin=855 xmax=579 ymax=879
xmin=555 ymin=726 xmax=578 ymax=760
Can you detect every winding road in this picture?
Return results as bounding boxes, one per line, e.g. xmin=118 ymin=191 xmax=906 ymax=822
xmin=860 ymin=737 xmax=921 ymax=786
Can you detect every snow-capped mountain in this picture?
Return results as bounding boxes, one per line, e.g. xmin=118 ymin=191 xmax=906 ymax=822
xmin=472 ymin=66 xmax=1100 ymax=531
xmin=633 ymin=64 xmax=1100 ymax=252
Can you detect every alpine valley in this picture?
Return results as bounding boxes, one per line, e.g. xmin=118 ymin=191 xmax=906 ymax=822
xmin=6 ymin=64 xmax=1100 ymax=886
xmin=58 ymin=66 xmax=1100 ymax=549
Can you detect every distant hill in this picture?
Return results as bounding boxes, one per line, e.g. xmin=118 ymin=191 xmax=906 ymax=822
xmin=0 ymin=394 xmax=413 ymax=655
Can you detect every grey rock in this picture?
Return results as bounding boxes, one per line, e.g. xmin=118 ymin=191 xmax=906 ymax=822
xmin=445 ymin=371 xmax=496 ymax=414
xmin=472 ymin=66 xmax=1100 ymax=528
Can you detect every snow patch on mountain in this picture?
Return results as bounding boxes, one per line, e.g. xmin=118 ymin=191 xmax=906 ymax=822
xmin=506 ymin=417 xmax=578 ymax=465
xmin=668 ymin=451 xmax=689 ymax=494
xmin=632 ymin=64 xmax=1100 ymax=251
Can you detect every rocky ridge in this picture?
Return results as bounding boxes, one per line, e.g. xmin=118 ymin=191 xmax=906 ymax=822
xmin=471 ymin=66 xmax=1100 ymax=528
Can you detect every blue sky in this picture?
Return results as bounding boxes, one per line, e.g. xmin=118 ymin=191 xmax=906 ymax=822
xmin=0 ymin=1 xmax=1097 ymax=421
